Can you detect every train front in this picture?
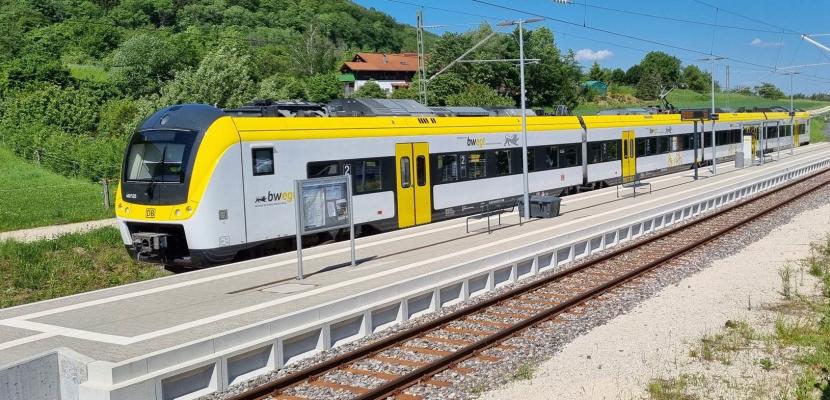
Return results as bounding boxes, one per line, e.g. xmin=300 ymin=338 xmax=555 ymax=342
xmin=115 ymin=104 xmax=228 ymax=267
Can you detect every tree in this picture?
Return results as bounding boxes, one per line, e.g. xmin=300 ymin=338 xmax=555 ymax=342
xmin=682 ymin=65 xmax=710 ymax=93
xmin=289 ymin=24 xmax=340 ymax=77
xmin=352 ymin=80 xmax=387 ymax=98
xmin=446 ymin=83 xmax=514 ymax=107
xmin=638 ymin=51 xmax=682 ymax=87
xmin=756 ymin=82 xmax=785 ymax=99
xmin=109 ymin=33 xmax=182 ymax=96
xmin=624 ymin=64 xmax=642 ymax=85
xmin=159 ymin=46 xmax=257 ymax=108
xmin=523 ymin=27 xmax=581 ymax=110
xmin=304 ymin=73 xmax=341 ymax=103
xmin=587 ymin=62 xmax=604 ymax=81
xmin=0 ymin=53 xmax=71 ymax=91
xmin=635 ymin=68 xmax=662 ymax=100
xmin=258 ymin=75 xmax=307 ymax=100
xmin=609 ymin=68 xmax=626 ymax=84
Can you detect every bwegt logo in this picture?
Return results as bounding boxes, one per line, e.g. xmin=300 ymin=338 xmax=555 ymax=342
xmin=466 ymin=137 xmax=485 ymax=148
xmin=254 ymin=191 xmax=294 ymax=205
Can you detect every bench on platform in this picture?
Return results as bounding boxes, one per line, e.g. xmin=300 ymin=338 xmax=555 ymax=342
xmin=466 ymin=201 xmax=516 ymax=234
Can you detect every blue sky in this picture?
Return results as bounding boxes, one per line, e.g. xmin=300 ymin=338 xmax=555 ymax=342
xmin=353 ymin=0 xmax=830 ymax=95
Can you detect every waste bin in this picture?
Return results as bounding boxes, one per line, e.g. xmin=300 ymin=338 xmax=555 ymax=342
xmin=735 ymin=151 xmax=744 ymax=168
xmin=518 ymin=195 xmax=561 ymax=219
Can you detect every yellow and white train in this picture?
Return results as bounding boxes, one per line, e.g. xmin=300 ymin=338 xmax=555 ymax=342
xmin=116 ymin=100 xmax=810 ymax=267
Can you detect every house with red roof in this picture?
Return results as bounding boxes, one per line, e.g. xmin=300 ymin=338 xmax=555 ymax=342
xmin=339 ymin=53 xmax=420 ymax=97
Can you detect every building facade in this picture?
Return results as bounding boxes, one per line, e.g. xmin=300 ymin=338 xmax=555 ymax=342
xmin=340 ymin=53 xmax=419 ymax=97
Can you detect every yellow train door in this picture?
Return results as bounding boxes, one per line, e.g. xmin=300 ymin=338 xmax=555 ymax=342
xmin=395 ymin=143 xmax=432 ymax=228
xmin=793 ymin=123 xmax=801 ymax=148
xmin=621 ymin=130 xmax=636 ymax=183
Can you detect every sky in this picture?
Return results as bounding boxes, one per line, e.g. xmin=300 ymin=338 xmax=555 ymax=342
xmin=353 ymin=0 xmax=830 ymax=95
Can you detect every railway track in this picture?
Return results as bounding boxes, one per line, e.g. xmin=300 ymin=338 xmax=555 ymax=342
xmin=229 ymin=168 xmax=830 ymax=400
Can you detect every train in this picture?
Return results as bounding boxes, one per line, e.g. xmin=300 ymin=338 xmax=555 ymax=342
xmin=115 ymin=98 xmax=811 ymax=267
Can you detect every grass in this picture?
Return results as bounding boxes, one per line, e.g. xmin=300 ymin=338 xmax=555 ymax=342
xmin=572 ymin=87 xmax=830 ymax=115
xmin=646 ymin=376 xmax=696 ymax=400
xmin=66 ymin=63 xmax=109 ymax=82
xmin=0 ymin=227 xmax=170 ymax=307
xmin=511 ymin=362 xmax=535 ymax=381
xmin=0 ymin=147 xmax=114 ymax=232
xmin=692 ymin=320 xmax=756 ymax=365
xmin=811 ymin=117 xmax=827 ymax=143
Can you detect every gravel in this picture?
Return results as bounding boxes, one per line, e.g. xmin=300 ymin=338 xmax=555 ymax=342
xmin=202 ymin=180 xmax=830 ymax=400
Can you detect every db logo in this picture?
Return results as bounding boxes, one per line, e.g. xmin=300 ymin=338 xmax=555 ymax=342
xmin=145 ymin=208 xmax=156 ymax=218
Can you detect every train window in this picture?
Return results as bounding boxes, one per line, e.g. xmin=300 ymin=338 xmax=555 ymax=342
xmin=635 ymin=138 xmax=646 ymax=157
xmin=605 ymin=141 xmax=619 ymax=162
xmin=400 ymin=157 xmax=411 ymax=188
xmin=308 ymin=161 xmax=339 ymax=178
xmin=527 ymin=149 xmax=536 ymax=172
xmin=545 ymin=146 xmax=559 ymax=169
xmin=354 ymin=160 xmax=382 ymax=193
xmin=656 ymin=137 xmax=670 ymax=154
xmin=560 ymin=146 xmax=579 ymax=167
xmin=467 ymin=152 xmax=487 ymax=179
xmin=437 ymin=154 xmax=458 ymax=182
xmin=416 ymin=156 xmax=426 ymax=186
xmin=703 ymin=131 xmax=712 ymax=148
xmin=252 ymin=148 xmax=274 ymax=176
xmin=495 ymin=150 xmax=512 ymax=175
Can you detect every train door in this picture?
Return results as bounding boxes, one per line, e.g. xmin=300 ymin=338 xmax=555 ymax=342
xmin=621 ymin=130 xmax=636 ymax=183
xmin=395 ymin=143 xmax=432 ymax=228
xmin=793 ymin=123 xmax=801 ymax=148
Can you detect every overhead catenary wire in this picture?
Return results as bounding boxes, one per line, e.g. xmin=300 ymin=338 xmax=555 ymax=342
xmin=469 ymin=0 xmax=830 ymax=85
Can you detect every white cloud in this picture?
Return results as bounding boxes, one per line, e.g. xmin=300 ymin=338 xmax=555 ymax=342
xmin=750 ymin=38 xmax=784 ymax=48
xmin=574 ymin=48 xmax=614 ymax=62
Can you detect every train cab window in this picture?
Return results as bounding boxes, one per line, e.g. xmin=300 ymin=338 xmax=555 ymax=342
xmin=308 ymin=161 xmax=339 ymax=178
xmin=125 ymin=130 xmax=194 ymax=183
xmin=252 ymin=148 xmax=274 ymax=176
xmin=545 ymin=146 xmax=559 ymax=169
xmin=354 ymin=159 xmax=382 ymax=193
xmin=436 ymin=154 xmax=459 ymax=182
xmin=416 ymin=156 xmax=426 ymax=186
xmin=467 ymin=152 xmax=487 ymax=179
xmin=400 ymin=157 xmax=411 ymax=188
xmin=495 ymin=150 xmax=512 ymax=175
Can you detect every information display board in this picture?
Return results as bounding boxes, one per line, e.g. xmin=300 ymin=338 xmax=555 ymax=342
xmin=297 ymin=177 xmax=350 ymax=234
xmin=294 ymin=175 xmax=355 ymax=279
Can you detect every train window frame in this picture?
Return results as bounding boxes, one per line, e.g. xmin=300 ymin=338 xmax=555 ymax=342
xmin=354 ymin=159 xmax=383 ymax=194
xmin=494 ymin=149 xmax=512 ymax=175
xmin=544 ymin=146 xmax=559 ymax=169
xmin=416 ymin=155 xmax=427 ymax=186
xmin=251 ymin=147 xmax=274 ymax=176
xmin=466 ymin=151 xmax=487 ymax=179
xmin=400 ymin=157 xmax=411 ymax=188
xmin=436 ymin=154 xmax=459 ymax=183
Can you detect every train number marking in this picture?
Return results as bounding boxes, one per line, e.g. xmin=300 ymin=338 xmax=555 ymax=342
xmin=146 ymin=208 xmax=156 ymax=218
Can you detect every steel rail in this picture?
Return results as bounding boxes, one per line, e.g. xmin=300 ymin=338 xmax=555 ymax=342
xmin=229 ymin=167 xmax=830 ymax=400
xmin=358 ymin=170 xmax=830 ymax=399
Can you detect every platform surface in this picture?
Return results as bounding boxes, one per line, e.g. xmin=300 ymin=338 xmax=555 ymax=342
xmin=1 ymin=144 xmax=828 ymax=367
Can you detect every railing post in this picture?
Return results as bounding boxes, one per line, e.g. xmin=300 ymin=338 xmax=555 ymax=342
xmin=102 ymin=178 xmax=111 ymax=209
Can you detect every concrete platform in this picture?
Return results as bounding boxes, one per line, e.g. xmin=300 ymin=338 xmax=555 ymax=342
xmin=2 ymin=144 xmax=830 ymax=400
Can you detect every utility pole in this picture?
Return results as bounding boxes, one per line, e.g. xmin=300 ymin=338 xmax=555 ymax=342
xmin=498 ymin=18 xmax=543 ymax=220
xmin=416 ymin=9 xmax=427 ymax=105
xmin=785 ymin=71 xmax=800 ymax=155
xmin=698 ymin=56 xmax=725 ymax=175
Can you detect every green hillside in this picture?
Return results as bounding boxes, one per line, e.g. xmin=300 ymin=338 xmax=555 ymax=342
xmin=574 ymin=88 xmax=829 ymax=115
xmin=0 ymin=147 xmax=112 ymax=232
